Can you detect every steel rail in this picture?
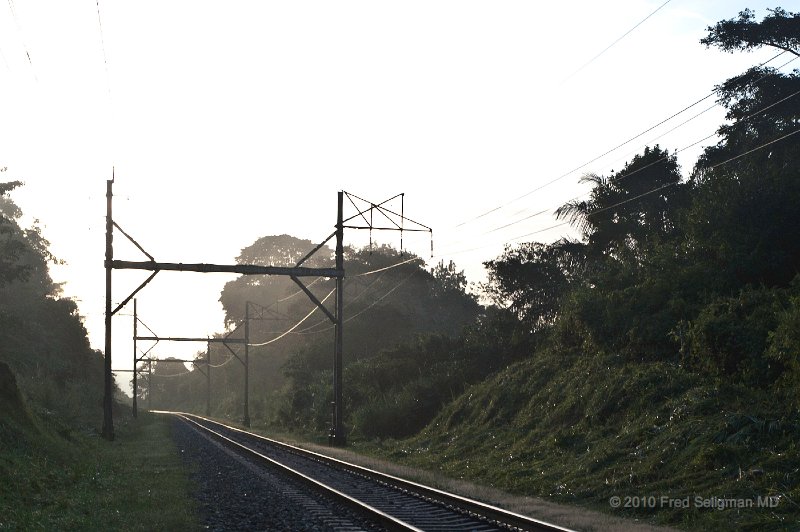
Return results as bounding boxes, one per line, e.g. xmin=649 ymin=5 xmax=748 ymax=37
xmin=168 ymin=412 xmax=422 ymax=532
xmin=157 ymin=411 xmax=575 ymax=532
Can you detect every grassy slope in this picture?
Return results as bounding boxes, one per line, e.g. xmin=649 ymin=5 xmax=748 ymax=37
xmin=356 ymin=352 xmax=800 ymax=531
xmin=0 ymin=382 xmax=198 ymax=531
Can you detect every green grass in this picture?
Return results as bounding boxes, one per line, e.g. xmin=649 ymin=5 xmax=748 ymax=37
xmin=0 ymin=405 xmax=199 ymax=531
xmin=343 ymin=351 xmax=800 ymax=531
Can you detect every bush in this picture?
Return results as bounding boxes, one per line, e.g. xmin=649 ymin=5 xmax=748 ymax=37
xmin=685 ymin=286 xmax=784 ymax=387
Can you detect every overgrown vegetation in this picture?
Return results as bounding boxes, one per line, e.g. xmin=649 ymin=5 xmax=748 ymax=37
xmin=0 ymin=386 xmax=198 ymax=530
xmin=366 ymin=350 xmax=799 ymax=530
xmin=0 ymin=183 xmax=198 ymax=529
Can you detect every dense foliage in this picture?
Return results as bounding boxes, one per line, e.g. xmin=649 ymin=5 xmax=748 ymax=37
xmin=0 ymin=182 xmax=106 ymax=424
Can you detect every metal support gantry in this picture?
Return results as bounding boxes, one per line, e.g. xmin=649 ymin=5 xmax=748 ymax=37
xmin=101 ymin=178 xmax=343 ymax=441
xmin=102 ymin=179 xmax=430 ymax=446
xmin=131 ymin=299 xmax=248 ymax=423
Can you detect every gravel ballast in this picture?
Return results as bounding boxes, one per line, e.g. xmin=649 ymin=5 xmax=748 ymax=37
xmin=171 ymin=418 xmax=383 ymax=531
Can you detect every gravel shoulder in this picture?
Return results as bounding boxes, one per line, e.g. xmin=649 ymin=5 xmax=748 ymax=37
xmin=255 ymin=431 xmax=680 ymax=532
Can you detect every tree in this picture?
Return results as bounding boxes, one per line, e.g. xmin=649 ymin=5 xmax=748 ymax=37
xmin=0 ymin=181 xmax=107 ymax=423
xmin=555 ymin=146 xmax=686 ymax=262
xmin=689 ymin=7 xmax=800 ymax=288
xmin=483 ymin=239 xmax=585 ymax=331
xmin=701 ymin=8 xmax=799 ymax=57
xmin=219 ymin=234 xmax=333 ymax=326
xmin=0 ymin=181 xmax=57 ymax=293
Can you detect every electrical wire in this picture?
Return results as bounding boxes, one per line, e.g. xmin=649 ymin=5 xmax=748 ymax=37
xmin=150 ymin=367 xmax=194 ymax=378
xmin=277 ymin=276 xmax=323 ymax=302
xmin=438 ymin=79 xmax=800 ymax=252
xmin=506 ymin=126 xmax=800 ymax=243
xmin=208 ymin=353 xmax=237 ymax=369
xmin=95 ymin=0 xmax=110 ymax=82
xmin=562 ymin=0 xmax=673 ymax=83
xmin=435 ymin=124 xmax=800 ymax=258
xmin=352 ymin=256 xmax=420 ymax=277
xmin=343 ymin=273 xmax=415 ymax=324
xmin=6 ymin=0 xmax=36 ymax=81
xmin=290 ymin=271 xmax=392 ymax=334
xmin=452 ymin=50 xmax=791 ymax=231
xmin=247 ymin=288 xmax=336 ymax=347
xmin=292 ymin=271 xmax=417 ymax=335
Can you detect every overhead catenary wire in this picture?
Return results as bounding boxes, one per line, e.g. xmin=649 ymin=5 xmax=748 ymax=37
xmin=247 ymin=288 xmax=336 ymax=347
xmin=561 ymin=0 xmax=674 ymax=83
xmin=94 ymin=0 xmax=110 ymax=82
xmin=291 ymin=270 xmax=394 ymax=334
xmin=292 ymin=272 xmax=417 ymax=336
xmin=207 ymin=352 xmax=237 ymax=369
xmin=438 ymin=80 xmax=800 ymax=253
xmin=277 ymin=276 xmax=323 ymax=302
xmin=453 ymin=50 xmax=791 ymax=231
xmin=436 ymin=124 xmax=800 ymax=259
xmin=507 ymin=126 xmax=800 ymax=243
xmin=6 ymin=0 xmax=36 ymax=81
xmin=149 ymin=367 xmax=194 ymax=378
xmin=352 ymin=256 xmax=420 ymax=277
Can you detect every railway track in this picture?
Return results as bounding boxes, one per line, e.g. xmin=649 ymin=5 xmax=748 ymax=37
xmin=160 ymin=411 xmax=575 ymax=531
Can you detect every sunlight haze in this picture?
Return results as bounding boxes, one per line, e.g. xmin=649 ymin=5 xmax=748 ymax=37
xmin=0 ymin=0 xmax=793 ymax=378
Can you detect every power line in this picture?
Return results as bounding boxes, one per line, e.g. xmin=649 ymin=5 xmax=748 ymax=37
xmin=292 ymin=272 xmax=417 ymax=335
xmin=342 ymin=272 xmax=415 ymax=324
xmin=441 ymin=76 xmax=800 ymax=248
xmin=150 ymin=367 xmax=194 ymax=378
xmin=288 ymin=272 xmax=389 ymax=334
xmin=247 ymin=288 xmax=336 ymax=347
xmin=508 ymin=126 xmax=800 ymax=243
xmin=95 ymin=0 xmax=110 ymax=74
xmin=208 ymin=353 xmax=237 ymax=369
xmin=352 ymin=256 xmax=420 ymax=277
xmin=453 ymin=50 xmax=791 ymax=231
xmin=6 ymin=0 xmax=36 ymax=81
xmin=562 ymin=0 xmax=673 ymax=83
xmin=436 ymin=124 xmax=800 ymax=258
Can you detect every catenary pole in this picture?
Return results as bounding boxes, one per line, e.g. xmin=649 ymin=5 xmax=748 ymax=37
xmin=132 ymin=299 xmax=138 ymax=418
xmin=333 ymin=191 xmax=345 ymax=445
xmin=243 ymin=303 xmax=251 ymax=427
xmin=206 ymin=343 xmax=211 ymax=416
xmin=102 ymin=178 xmax=114 ymax=440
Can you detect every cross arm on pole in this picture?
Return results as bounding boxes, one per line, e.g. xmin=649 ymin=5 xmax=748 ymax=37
xmin=134 ymin=336 xmax=247 ymax=344
xmin=296 ymin=231 xmax=337 ymax=268
xmin=113 ymin=271 xmax=158 ymax=316
xmin=222 ymin=341 xmax=245 ymax=365
xmin=290 ymin=276 xmax=336 ymax=323
xmin=110 ymin=260 xmax=343 ymax=278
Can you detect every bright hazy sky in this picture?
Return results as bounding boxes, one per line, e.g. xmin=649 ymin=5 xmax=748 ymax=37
xmin=0 ymin=1 xmax=796 ymax=376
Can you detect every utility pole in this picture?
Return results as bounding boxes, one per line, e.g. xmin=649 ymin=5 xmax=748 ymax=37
xmin=331 ymin=192 xmax=345 ymax=445
xmin=206 ymin=343 xmax=211 ymax=417
xmin=132 ymin=299 xmax=138 ymax=418
xmin=243 ymin=303 xmax=251 ymax=427
xmin=102 ymin=178 xmax=114 ymax=440
xmin=147 ymin=359 xmax=152 ymax=411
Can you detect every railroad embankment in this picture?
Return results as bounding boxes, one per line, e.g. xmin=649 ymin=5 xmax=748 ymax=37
xmin=0 ymin=365 xmax=198 ymax=530
xmin=358 ymin=351 xmax=800 ymax=531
